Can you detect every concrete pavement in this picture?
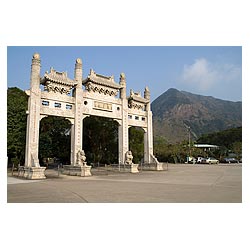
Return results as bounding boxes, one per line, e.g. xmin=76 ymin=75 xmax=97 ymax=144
xmin=7 ymin=163 xmax=242 ymax=203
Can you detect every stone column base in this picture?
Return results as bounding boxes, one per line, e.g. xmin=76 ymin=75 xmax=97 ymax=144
xmin=23 ymin=167 xmax=46 ymax=179
xmin=155 ymin=163 xmax=163 ymax=171
xmin=80 ymin=165 xmax=92 ymax=177
xmin=63 ymin=165 xmax=92 ymax=177
xmin=140 ymin=162 xmax=164 ymax=171
xmin=130 ymin=164 xmax=139 ymax=173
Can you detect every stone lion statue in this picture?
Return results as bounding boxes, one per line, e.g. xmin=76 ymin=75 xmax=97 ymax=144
xmin=124 ymin=151 xmax=133 ymax=165
xmin=77 ymin=149 xmax=86 ymax=167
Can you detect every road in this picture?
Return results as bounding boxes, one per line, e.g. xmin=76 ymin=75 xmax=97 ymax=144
xmin=7 ymin=163 xmax=242 ymax=203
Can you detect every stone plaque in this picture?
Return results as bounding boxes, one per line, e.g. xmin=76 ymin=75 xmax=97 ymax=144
xmin=93 ymin=101 xmax=112 ymax=112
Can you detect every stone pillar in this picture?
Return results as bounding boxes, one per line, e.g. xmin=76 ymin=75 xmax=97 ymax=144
xmin=70 ymin=124 xmax=74 ymax=165
xmin=144 ymin=87 xmax=153 ymax=163
xmin=118 ymin=120 xmax=129 ymax=164
xmin=25 ymin=53 xmax=41 ymax=167
xmin=24 ymin=53 xmax=46 ymax=179
xmin=119 ymin=72 xmax=126 ymax=99
xmin=144 ymin=117 xmax=153 ymax=163
xmin=143 ymin=128 xmax=149 ymax=163
xmin=118 ymin=73 xmax=129 ymax=164
xmin=75 ymin=58 xmax=83 ymax=89
xmin=72 ymin=58 xmax=83 ymax=165
xmin=68 ymin=121 xmax=75 ymax=165
xmin=144 ymin=86 xmax=150 ymax=111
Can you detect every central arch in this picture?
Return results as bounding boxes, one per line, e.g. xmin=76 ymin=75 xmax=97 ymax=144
xmin=83 ymin=116 xmax=118 ymax=165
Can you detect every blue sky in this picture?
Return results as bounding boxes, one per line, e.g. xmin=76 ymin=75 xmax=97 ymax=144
xmin=7 ymin=46 xmax=242 ymax=102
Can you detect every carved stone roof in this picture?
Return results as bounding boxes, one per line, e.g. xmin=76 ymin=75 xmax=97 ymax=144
xmin=82 ymin=69 xmax=122 ymax=90
xmin=129 ymin=90 xmax=149 ymax=104
xmin=130 ymin=95 xmax=149 ymax=104
xmin=128 ymin=89 xmax=149 ymax=110
xmin=41 ymin=67 xmax=76 ymax=86
xmin=40 ymin=67 xmax=77 ymax=95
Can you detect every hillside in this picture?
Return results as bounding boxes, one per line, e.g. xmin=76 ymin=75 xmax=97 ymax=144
xmin=151 ymin=88 xmax=242 ymax=143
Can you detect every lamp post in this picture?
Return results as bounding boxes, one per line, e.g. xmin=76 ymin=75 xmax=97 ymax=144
xmin=187 ymin=126 xmax=191 ymax=157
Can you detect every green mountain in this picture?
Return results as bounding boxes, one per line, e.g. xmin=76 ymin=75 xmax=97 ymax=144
xmin=151 ymin=88 xmax=242 ymax=143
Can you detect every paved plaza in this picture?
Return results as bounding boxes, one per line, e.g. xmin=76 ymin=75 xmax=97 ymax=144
xmin=7 ymin=163 xmax=242 ymax=203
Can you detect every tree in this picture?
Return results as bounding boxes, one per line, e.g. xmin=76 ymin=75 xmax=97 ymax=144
xmin=7 ymin=87 xmax=28 ymax=166
xmin=196 ymin=127 xmax=242 ymax=158
xmin=154 ymin=136 xmax=189 ymax=163
xmin=154 ymin=136 xmax=171 ymax=162
xmin=197 ymin=127 xmax=242 ymax=149
xmin=231 ymin=141 xmax=242 ymax=159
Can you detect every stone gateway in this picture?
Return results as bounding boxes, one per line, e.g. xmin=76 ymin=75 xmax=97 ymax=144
xmin=23 ymin=53 xmax=162 ymax=179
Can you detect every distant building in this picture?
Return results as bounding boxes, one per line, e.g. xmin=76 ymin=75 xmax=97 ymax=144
xmin=194 ymin=144 xmax=219 ymax=151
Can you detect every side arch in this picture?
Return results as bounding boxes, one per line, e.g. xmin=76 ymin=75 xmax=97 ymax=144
xmin=39 ymin=116 xmax=72 ymax=166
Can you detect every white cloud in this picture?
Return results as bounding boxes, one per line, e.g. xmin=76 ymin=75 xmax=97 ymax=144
xmin=180 ymin=58 xmax=241 ymax=92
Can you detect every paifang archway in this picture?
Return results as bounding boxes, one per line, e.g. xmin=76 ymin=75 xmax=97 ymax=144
xmin=23 ymin=53 xmax=161 ymax=179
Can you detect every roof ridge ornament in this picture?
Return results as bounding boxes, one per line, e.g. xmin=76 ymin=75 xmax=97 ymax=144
xmin=144 ymin=86 xmax=150 ymax=100
xmin=33 ymin=53 xmax=40 ymax=60
xmin=76 ymin=58 xmax=82 ymax=64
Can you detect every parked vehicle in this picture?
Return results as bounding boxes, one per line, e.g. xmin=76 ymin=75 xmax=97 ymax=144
xmin=205 ymin=157 xmax=219 ymax=164
xmin=222 ymin=157 xmax=239 ymax=163
xmin=197 ymin=157 xmax=206 ymax=164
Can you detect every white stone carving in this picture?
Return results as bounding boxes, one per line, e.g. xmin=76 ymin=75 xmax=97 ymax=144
xmin=83 ymin=69 xmax=121 ymax=96
xmin=24 ymin=53 xmax=157 ymax=179
xmin=124 ymin=150 xmax=133 ymax=165
xmin=128 ymin=88 xmax=149 ymax=110
xmin=77 ymin=149 xmax=86 ymax=167
xmin=93 ymin=101 xmax=112 ymax=111
xmin=128 ymin=99 xmax=145 ymax=110
xmin=41 ymin=67 xmax=77 ymax=95
xmin=33 ymin=53 xmax=40 ymax=59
